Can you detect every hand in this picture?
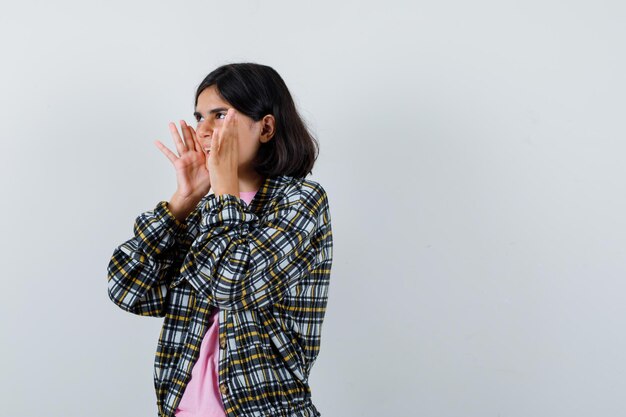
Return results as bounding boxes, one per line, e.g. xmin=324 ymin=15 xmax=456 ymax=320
xmin=154 ymin=120 xmax=211 ymax=201
xmin=208 ymin=108 xmax=240 ymax=197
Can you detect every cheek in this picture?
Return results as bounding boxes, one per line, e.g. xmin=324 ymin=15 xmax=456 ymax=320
xmin=238 ymin=140 xmax=254 ymax=157
xmin=236 ymin=136 xmax=259 ymax=160
xmin=236 ymin=126 xmax=254 ymax=152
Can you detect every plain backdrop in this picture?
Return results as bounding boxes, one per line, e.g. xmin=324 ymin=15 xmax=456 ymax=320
xmin=1 ymin=0 xmax=625 ymax=416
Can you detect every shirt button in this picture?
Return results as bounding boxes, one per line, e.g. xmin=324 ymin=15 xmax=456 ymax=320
xmin=219 ymin=383 xmax=228 ymax=395
xmin=219 ymin=334 xmax=226 ymax=349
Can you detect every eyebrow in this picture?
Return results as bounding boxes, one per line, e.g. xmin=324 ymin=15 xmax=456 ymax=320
xmin=193 ymin=107 xmax=229 ymax=118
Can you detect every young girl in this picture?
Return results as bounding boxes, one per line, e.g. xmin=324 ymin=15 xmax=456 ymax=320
xmin=107 ymin=63 xmax=334 ymax=417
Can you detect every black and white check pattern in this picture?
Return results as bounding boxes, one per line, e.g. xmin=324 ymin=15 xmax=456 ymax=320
xmin=107 ymin=175 xmax=333 ymax=417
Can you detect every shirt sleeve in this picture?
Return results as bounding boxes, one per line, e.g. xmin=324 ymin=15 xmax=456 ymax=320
xmin=179 ymin=185 xmax=326 ymax=311
xmin=106 ymin=200 xmax=188 ymax=317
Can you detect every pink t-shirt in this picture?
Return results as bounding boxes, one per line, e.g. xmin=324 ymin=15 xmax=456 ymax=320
xmin=175 ymin=189 xmax=258 ymax=417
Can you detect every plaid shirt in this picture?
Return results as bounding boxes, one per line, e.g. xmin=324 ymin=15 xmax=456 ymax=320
xmin=107 ymin=175 xmax=333 ymax=417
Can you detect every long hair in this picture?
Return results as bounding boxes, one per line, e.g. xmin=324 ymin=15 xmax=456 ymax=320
xmin=194 ymin=62 xmax=319 ymax=178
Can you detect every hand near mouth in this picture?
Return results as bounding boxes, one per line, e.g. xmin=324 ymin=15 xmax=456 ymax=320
xmin=154 ymin=119 xmax=212 ymax=222
xmin=207 ymin=108 xmax=240 ymax=198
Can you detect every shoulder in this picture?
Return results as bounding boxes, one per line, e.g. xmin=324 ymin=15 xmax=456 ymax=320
xmin=277 ymin=176 xmax=329 ymax=213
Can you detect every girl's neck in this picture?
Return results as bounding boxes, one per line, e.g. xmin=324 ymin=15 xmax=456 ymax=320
xmin=238 ymin=170 xmax=264 ymax=193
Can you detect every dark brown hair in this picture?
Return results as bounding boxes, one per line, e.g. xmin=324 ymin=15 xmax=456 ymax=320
xmin=194 ymin=62 xmax=319 ymax=179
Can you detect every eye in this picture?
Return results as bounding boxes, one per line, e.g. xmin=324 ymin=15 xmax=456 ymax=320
xmin=194 ymin=112 xmax=227 ymax=122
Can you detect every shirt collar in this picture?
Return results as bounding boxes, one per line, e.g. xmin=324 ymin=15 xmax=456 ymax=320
xmin=248 ymin=174 xmax=295 ymax=211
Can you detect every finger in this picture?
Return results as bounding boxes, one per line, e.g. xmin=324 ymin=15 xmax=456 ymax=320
xmin=180 ymin=120 xmax=196 ymax=152
xmin=188 ymin=125 xmax=198 ymax=146
xmin=226 ymin=108 xmax=237 ymax=127
xmin=224 ymin=109 xmax=237 ymax=151
xmin=154 ymin=140 xmax=179 ymax=164
xmin=214 ymin=127 xmax=221 ymax=154
xmin=169 ymin=122 xmax=188 ymax=156
xmin=193 ymin=134 xmax=206 ymax=161
xmin=219 ymin=109 xmax=236 ymax=148
xmin=190 ymin=126 xmax=205 ymax=155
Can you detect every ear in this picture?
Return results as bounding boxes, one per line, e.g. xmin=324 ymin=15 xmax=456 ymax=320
xmin=259 ymin=114 xmax=276 ymax=144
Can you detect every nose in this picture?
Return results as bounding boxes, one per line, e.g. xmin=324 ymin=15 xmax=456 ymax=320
xmin=196 ymin=120 xmax=214 ymax=148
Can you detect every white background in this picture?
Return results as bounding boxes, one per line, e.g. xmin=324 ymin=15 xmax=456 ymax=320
xmin=1 ymin=0 xmax=625 ymax=416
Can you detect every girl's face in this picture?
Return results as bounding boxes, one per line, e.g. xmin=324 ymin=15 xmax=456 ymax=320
xmin=194 ymin=85 xmax=272 ymax=173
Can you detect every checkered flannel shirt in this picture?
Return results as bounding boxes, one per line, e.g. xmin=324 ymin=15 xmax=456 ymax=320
xmin=107 ymin=175 xmax=333 ymax=417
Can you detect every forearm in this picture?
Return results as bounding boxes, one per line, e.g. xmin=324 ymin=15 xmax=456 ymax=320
xmin=168 ymin=183 xmax=239 ymax=224
xmin=107 ymin=201 xmax=184 ymax=316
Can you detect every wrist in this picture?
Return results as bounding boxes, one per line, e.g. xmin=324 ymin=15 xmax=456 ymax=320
xmin=169 ymin=193 xmax=202 ymax=223
xmin=212 ymin=185 xmax=239 ymax=198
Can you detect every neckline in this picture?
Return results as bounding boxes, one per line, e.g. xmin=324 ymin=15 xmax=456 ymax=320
xmin=203 ymin=175 xmax=294 ymax=212
xmin=246 ymin=175 xmax=293 ymax=211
